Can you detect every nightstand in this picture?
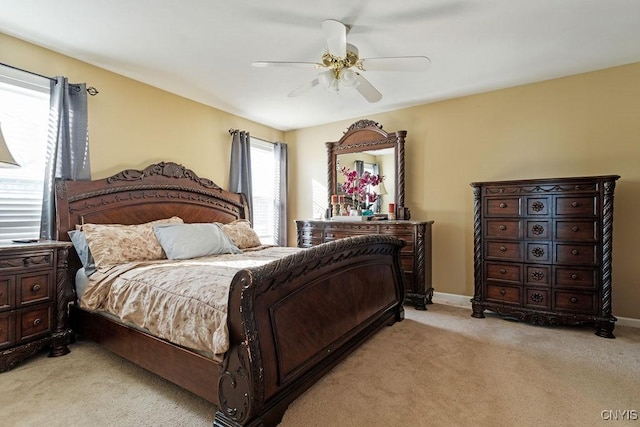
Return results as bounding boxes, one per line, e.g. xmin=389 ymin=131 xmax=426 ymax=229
xmin=0 ymin=240 xmax=73 ymax=372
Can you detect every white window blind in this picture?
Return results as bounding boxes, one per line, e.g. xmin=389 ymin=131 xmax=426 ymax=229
xmin=0 ymin=67 xmax=50 ymax=241
xmin=250 ymin=137 xmax=276 ymax=245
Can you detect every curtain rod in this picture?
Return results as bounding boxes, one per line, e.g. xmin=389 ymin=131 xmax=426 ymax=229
xmin=0 ymin=62 xmax=99 ymax=96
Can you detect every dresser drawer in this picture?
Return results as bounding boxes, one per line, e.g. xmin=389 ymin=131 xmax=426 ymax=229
xmin=526 ymin=196 xmax=551 ymax=216
xmin=525 ymin=288 xmax=551 ymax=309
xmin=0 ymin=312 xmax=13 ymax=348
xmin=553 ymin=291 xmax=596 ymax=314
xmin=484 ymin=197 xmax=522 ymax=217
xmin=0 ymin=276 xmax=12 ymax=311
xmin=525 ymin=265 xmax=551 ymax=287
xmin=525 ymin=242 xmax=552 ymax=264
xmin=17 ymin=306 xmax=52 ymax=342
xmin=298 ymin=233 xmax=322 ymax=247
xmin=0 ymin=250 xmax=55 ymax=272
xmin=554 ymin=267 xmax=598 ymax=289
xmin=17 ymin=272 xmax=52 ymax=306
xmin=485 ymin=241 xmax=523 ymax=261
xmin=555 ymin=196 xmax=597 ymax=216
xmin=525 ymin=220 xmax=551 ymax=240
xmin=485 ymin=220 xmax=522 ymax=239
xmin=485 ymin=262 xmax=521 ymax=285
xmin=555 ymin=243 xmax=597 ymax=265
xmin=486 ymin=284 xmax=521 ymax=304
xmin=554 ymin=220 xmax=597 ymax=241
xmin=400 ymin=255 xmax=414 ymax=272
xmin=324 ymin=228 xmax=373 ymax=240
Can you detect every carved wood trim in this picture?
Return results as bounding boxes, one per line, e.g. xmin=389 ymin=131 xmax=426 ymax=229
xmin=600 ymin=178 xmax=617 ymax=320
xmin=106 ymin=161 xmax=222 ymax=190
xmin=471 ymin=184 xmax=484 ymax=317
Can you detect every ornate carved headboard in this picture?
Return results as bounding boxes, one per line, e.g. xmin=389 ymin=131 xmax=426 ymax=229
xmin=55 ymin=161 xmax=249 ymax=241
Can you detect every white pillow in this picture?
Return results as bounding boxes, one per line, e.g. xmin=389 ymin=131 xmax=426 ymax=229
xmin=153 ymin=223 xmax=241 ymax=260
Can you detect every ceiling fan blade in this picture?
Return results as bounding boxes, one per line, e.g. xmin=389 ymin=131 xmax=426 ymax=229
xmin=252 ymin=61 xmax=319 ymax=68
xmin=322 ymin=19 xmax=347 ymax=57
xmin=353 ymin=73 xmax=382 ymax=103
xmin=287 ymin=77 xmax=320 ymax=97
xmin=359 ymin=56 xmax=431 ymax=72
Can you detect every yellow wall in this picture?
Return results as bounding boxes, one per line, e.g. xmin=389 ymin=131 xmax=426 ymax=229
xmin=1 ymin=32 xmax=283 ymax=184
xmin=287 ymin=62 xmax=640 ymax=320
xmin=4 ymin=31 xmax=639 ymax=320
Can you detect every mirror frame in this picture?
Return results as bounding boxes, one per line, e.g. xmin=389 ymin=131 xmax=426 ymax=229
xmin=326 ymin=119 xmax=407 ymax=217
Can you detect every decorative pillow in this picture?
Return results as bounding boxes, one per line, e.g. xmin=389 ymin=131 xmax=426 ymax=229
xmin=220 ymin=219 xmax=262 ymax=249
xmin=152 ymin=223 xmax=241 ymax=260
xmin=68 ymin=230 xmax=97 ymax=276
xmin=81 ymin=216 xmax=183 ymax=269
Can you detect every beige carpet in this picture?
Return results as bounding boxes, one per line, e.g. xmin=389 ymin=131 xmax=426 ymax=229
xmin=1 ymin=303 xmax=638 ymax=426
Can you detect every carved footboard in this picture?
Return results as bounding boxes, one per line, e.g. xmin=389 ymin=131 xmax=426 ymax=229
xmin=215 ymin=235 xmax=406 ymax=427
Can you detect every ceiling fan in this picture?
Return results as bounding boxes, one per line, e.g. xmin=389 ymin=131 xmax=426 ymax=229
xmin=252 ymin=19 xmax=431 ymax=103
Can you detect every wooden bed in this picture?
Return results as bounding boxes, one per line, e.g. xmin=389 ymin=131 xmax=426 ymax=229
xmin=54 ymin=161 xmax=406 ymax=427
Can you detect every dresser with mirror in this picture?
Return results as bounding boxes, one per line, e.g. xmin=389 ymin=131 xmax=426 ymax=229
xmin=295 ymin=120 xmax=434 ymax=309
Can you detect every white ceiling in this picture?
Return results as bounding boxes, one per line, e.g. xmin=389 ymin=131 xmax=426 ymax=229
xmin=2 ymin=0 xmax=640 ymax=131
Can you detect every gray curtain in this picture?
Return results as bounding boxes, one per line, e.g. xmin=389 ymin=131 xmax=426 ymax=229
xmin=40 ymin=77 xmax=90 ymax=239
xmin=229 ymin=130 xmax=253 ymax=224
xmin=274 ymin=142 xmax=288 ymax=246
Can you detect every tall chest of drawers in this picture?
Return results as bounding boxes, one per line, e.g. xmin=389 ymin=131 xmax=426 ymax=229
xmin=470 ymin=175 xmax=619 ymax=338
xmin=295 ymin=219 xmax=434 ymax=309
xmin=0 ymin=240 xmax=72 ymax=371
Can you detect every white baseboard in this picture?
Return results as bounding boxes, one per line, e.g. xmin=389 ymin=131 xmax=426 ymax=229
xmin=432 ymin=291 xmax=472 ymax=308
xmin=432 ymin=291 xmax=640 ymax=329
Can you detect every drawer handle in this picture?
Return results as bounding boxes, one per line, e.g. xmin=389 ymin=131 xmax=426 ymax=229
xmin=530 ymin=293 xmax=544 ymax=303
xmin=571 ymin=226 xmax=579 ymax=232
xmin=499 ymin=246 xmax=507 ymax=252
xmin=571 ymin=249 xmax=579 ymax=255
xmin=32 ymin=284 xmax=42 ymax=292
xmin=570 ymin=297 xmax=578 ymax=304
xmin=531 ymin=201 xmax=545 ymax=212
xmin=499 ymin=202 xmax=507 ymax=208
xmin=531 ymin=247 xmax=545 ymax=257
xmin=23 ymin=257 xmax=30 ymax=266
xmin=531 ymin=224 xmax=544 ymax=235
xmin=499 ymin=289 xmax=506 ymax=296
xmin=571 ymin=202 xmax=579 ymax=208
xmin=531 ymin=270 xmax=544 ymax=281
xmin=499 ymin=224 xmax=506 ymax=230
xmin=571 ymin=274 xmax=578 ymax=280
xmin=33 ymin=318 xmax=42 ymax=326
xmin=499 ymin=268 xmax=506 ymax=274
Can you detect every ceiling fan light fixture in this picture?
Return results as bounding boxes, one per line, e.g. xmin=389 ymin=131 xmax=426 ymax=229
xmin=341 ymin=69 xmax=360 ymax=88
xmin=318 ymin=70 xmax=339 ymax=92
xmin=255 ymin=19 xmax=429 ymax=102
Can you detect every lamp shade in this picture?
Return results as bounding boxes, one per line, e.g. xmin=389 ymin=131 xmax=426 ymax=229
xmin=373 ymin=181 xmax=387 ymax=195
xmin=0 ymin=123 xmax=19 ymax=167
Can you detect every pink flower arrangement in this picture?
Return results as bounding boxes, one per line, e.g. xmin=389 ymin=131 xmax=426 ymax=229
xmin=341 ymin=167 xmax=384 ymax=207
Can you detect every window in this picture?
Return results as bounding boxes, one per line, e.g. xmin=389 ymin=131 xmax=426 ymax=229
xmin=0 ymin=67 xmax=50 ymax=241
xmin=250 ymin=137 xmax=278 ymax=245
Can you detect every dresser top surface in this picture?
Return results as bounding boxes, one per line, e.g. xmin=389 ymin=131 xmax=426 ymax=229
xmin=470 ymin=175 xmax=620 ymax=188
xmin=296 ymin=219 xmax=434 ymax=225
xmin=0 ymin=240 xmax=72 ymax=252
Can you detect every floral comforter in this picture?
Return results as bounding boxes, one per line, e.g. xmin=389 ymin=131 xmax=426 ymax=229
xmin=80 ymin=246 xmax=303 ymax=358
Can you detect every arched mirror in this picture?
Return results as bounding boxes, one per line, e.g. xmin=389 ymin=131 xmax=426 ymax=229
xmin=326 ymin=119 xmax=408 ymax=219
